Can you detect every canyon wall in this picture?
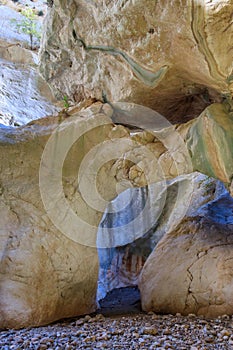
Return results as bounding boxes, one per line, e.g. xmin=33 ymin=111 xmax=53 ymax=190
xmin=40 ymin=0 xmax=233 ymax=122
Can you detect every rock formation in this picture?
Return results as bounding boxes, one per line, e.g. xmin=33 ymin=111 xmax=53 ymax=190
xmin=0 ymin=2 xmax=58 ymax=126
xmin=0 ymin=101 xmax=181 ymax=329
xmin=1 ymin=0 xmax=233 ymax=329
xmin=97 ymin=173 xmax=222 ymax=300
xmin=1 ymin=99 xmax=233 ymax=328
xmin=40 ymin=0 xmax=233 ymax=122
xmin=139 ymin=192 xmax=233 ymax=317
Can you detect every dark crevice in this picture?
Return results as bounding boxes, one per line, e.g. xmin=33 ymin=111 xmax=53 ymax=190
xmin=98 ymin=286 xmax=142 ymax=316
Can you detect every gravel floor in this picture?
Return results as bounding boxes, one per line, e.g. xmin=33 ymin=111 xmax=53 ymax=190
xmin=2 ymin=312 xmax=233 ymax=349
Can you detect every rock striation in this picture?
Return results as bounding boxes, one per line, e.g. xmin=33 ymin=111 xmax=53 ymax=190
xmin=2 ymin=99 xmax=233 ymax=327
xmin=2 ymin=100 xmax=233 ymax=328
xmin=40 ymin=0 xmax=233 ymax=122
xmin=139 ymin=215 xmax=233 ymax=317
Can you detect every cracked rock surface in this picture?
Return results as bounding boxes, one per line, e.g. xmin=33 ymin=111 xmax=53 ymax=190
xmin=139 ymin=208 xmax=233 ymax=317
xmin=1 ymin=101 xmax=233 ymax=329
xmin=39 ymin=0 xmax=233 ymax=122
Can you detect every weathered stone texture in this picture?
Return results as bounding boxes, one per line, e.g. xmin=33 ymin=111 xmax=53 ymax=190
xmin=40 ymin=0 xmax=233 ymax=121
xmin=139 ymin=215 xmax=233 ymax=317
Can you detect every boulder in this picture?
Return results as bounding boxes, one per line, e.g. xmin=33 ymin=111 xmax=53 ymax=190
xmin=97 ymin=173 xmax=225 ymax=300
xmin=1 ymin=100 xmax=233 ymax=328
xmin=0 ymin=103 xmax=109 ymax=329
xmin=0 ymin=101 xmax=184 ymax=329
xmin=139 ymin=190 xmax=233 ymax=317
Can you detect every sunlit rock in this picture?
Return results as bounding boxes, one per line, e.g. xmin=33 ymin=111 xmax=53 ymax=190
xmin=1 ymin=100 xmax=233 ymax=328
xmin=40 ymin=0 xmax=233 ymax=122
xmin=139 ymin=187 xmax=233 ymax=317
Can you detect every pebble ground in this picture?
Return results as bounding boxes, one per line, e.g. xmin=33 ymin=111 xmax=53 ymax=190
xmin=2 ymin=312 xmax=233 ymax=349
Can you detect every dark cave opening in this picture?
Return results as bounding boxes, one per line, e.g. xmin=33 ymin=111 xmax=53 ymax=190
xmin=98 ymin=286 xmax=142 ymax=316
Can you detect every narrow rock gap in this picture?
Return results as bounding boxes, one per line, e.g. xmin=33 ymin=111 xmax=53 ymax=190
xmin=96 ymin=184 xmax=167 ymax=316
xmin=97 ymin=286 xmax=142 ymax=316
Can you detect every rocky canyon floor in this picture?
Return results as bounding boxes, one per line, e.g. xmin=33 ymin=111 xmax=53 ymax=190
xmin=1 ymin=287 xmax=233 ymax=349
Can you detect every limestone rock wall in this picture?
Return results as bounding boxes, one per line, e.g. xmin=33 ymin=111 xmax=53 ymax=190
xmin=0 ymin=101 xmax=185 ymax=329
xmin=1 ymin=100 xmax=233 ymax=328
xmin=40 ymin=0 xmax=233 ymax=122
xmin=0 ymin=104 xmax=108 ymax=329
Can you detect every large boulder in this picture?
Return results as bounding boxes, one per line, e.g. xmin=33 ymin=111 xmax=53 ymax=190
xmin=139 ymin=190 xmax=233 ymax=317
xmin=0 ymin=101 xmax=185 ymax=329
xmin=0 ymin=103 xmax=114 ymax=329
xmin=1 ymin=100 xmax=233 ymax=328
xmin=40 ymin=0 xmax=233 ymax=122
xmin=97 ymin=173 xmax=222 ymax=300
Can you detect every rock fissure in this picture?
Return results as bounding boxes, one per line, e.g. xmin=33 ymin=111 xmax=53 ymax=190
xmin=76 ymin=36 xmax=169 ymax=88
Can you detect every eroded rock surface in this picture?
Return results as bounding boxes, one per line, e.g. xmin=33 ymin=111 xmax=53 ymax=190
xmin=139 ymin=189 xmax=233 ymax=317
xmin=0 ymin=101 xmax=183 ymax=329
xmin=0 ymin=58 xmax=59 ymax=126
xmin=40 ymin=0 xmax=233 ymax=122
xmin=1 ymin=100 xmax=233 ymax=328
xmin=97 ymin=173 xmax=225 ymax=300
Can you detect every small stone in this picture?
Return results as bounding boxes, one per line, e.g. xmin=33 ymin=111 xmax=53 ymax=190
xmin=84 ymin=315 xmax=91 ymax=322
xmin=38 ymin=345 xmax=48 ymax=350
xmin=221 ymin=329 xmax=231 ymax=336
xmin=143 ymin=327 xmax=158 ymax=336
xmin=95 ymin=314 xmax=105 ymax=321
xmin=132 ymin=332 xmax=140 ymax=338
xmin=75 ymin=318 xmax=84 ymax=326
xmin=65 ymin=346 xmax=73 ymax=350
xmin=205 ymin=336 xmax=214 ymax=343
xmin=163 ymin=328 xmax=171 ymax=335
xmin=148 ymin=311 xmax=155 ymax=315
xmin=40 ymin=337 xmax=53 ymax=344
xmin=84 ymin=336 xmax=96 ymax=343
xmin=138 ymin=338 xmax=146 ymax=345
xmin=222 ymin=314 xmax=230 ymax=319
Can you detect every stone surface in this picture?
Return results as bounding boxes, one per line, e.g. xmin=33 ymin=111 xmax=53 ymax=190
xmin=0 ymin=104 xmax=108 ymax=329
xmin=40 ymin=0 xmax=233 ymax=122
xmin=0 ymin=1 xmax=58 ymax=126
xmin=1 ymin=100 xmax=233 ymax=328
xmin=0 ymin=101 xmax=183 ymax=329
xmin=0 ymin=39 xmax=38 ymax=65
xmin=2 ymin=312 xmax=233 ymax=349
xmin=97 ymin=173 xmax=225 ymax=300
xmin=139 ymin=188 xmax=233 ymax=317
xmin=0 ymin=4 xmax=42 ymax=49
xmin=186 ymin=102 xmax=233 ymax=190
xmin=0 ymin=58 xmax=59 ymax=126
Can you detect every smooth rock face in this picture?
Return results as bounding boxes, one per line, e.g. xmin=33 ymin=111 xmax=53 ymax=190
xmin=0 ymin=104 xmax=109 ymax=329
xmin=0 ymin=3 xmax=58 ymax=126
xmin=186 ymin=102 xmax=233 ymax=186
xmin=1 ymin=100 xmax=233 ymax=328
xmin=97 ymin=173 xmax=224 ymax=300
xmin=0 ymin=4 xmax=42 ymax=49
xmin=139 ymin=189 xmax=233 ymax=317
xmin=40 ymin=0 xmax=233 ymax=121
xmin=0 ymin=58 xmax=59 ymax=126
xmin=0 ymin=101 xmax=185 ymax=329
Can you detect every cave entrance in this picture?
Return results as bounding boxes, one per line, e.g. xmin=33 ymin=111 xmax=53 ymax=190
xmin=96 ymin=182 xmax=169 ymax=315
xmin=98 ymin=286 xmax=141 ymax=316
